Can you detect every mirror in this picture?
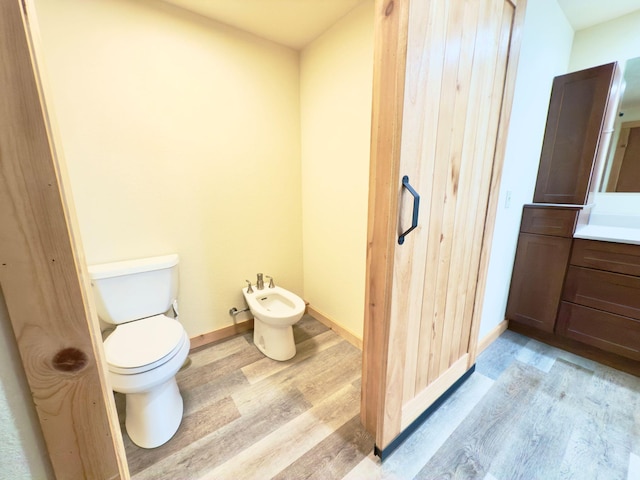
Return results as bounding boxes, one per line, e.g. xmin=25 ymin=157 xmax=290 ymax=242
xmin=600 ymin=56 xmax=640 ymax=192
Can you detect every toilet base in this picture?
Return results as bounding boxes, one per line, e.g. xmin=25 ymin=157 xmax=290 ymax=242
xmin=253 ymin=317 xmax=296 ymax=361
xmin=125 ymin=377 xmax=184 ymax=448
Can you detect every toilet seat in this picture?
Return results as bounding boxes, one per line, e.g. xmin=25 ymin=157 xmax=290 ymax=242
xmin=104 ymin=315 xmax=186 ymax=375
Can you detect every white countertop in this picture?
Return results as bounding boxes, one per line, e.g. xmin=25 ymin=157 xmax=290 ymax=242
xmin=574 ymin=224 xmax=640 ymax=245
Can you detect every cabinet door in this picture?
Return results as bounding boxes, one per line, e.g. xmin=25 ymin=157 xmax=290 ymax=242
xmin=362 ymin=0 xmax=524 ymax=457
xmin=533 ymin=63 xmax=617 ymax=204
xmin=506 ymin=233 xmax=572 ymax=332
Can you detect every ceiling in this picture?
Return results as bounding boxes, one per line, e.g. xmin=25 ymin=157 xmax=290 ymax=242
xmin=160 ymin=1 xmax=640 ymax=50
xmin=557 ymin=0 xmax=640 ymax=30
xmin=161 ymin=0 xmax=364 ymax=50
xmin=158 ymin=1 xmax=640 ymax=104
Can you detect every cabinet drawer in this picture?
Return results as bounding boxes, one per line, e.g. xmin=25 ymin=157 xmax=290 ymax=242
xmin=520 ymin=205 xmax=580 ymax=237
xmin=557 ymin=302 xmax=640 ymax=361
xmin=563 ymin=266 xmax=640 ymax=320
xmin=571 ymin=239 xmax=640 ymax=276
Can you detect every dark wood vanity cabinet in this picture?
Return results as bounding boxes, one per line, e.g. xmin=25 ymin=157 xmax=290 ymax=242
xmin=506 ymin=61 xmax=640 ymax=373
xmin=506 ymin=206 xmax=579 ymax=332
xmin=557 ymin=239 xmax=640 ymax=361
xmin=533 ymin=62 xmax=620 ymax=204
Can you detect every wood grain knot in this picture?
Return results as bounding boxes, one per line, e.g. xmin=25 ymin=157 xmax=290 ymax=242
xmin=53 ymin=348 xmax=88 ymax=372
xmin=385 ymin=1 xmax=394 ymax=16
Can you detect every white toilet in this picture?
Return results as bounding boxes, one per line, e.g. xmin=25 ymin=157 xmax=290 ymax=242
xmin=88 ymin=254 xmax=190 ymax=449
xmin=242 ymin=281 xmax=305 ymax=361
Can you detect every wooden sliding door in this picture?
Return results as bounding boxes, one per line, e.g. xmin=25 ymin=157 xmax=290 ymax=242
xmin=362 ymin=0 xmax=525 ymax=455
xmin=0 ymin=0 xmax=128 ymax=478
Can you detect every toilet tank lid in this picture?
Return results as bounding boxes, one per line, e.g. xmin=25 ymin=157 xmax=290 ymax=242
xmin=88 ymin=254 xmax=179 ymax=280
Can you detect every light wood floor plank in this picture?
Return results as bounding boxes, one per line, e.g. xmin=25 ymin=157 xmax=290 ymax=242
xmin=232 ymin=340 xmax=361 ymax=414
xmin=559 ymin=365 xmax=640 ymax=479
xmin=379 ymin=372 xmax=494 ymax=480
xmin=126 ymin=395 xmax=240 ymax=475
xmin=475 ymin=329 xmax=529 ymax=380
xmin=177 ymin=338 xmax=264 ymax=392
xmin=241 ymin=329 xmax=344 ymax=384
xmin=132 ymin=386 xmax=312 ymax=480
xmin=202 ymin=383 xmax=361 ymax=480
xmin=188 ymin=335 xmax=252 ymax=368
xmin=487 ymin=358 xmax=592 ymax=479
xmin=293 ymin=314 xmax=331 ymax=342
xmin=514 ymin=338 xmax=559 ymax=373
xmin=179 ymin=370 xmax=249 ymax=416
xmin=417 ymin=361 xmax=545 ymax=479
xmin=271 ymin=415 xmax=374 ymax=480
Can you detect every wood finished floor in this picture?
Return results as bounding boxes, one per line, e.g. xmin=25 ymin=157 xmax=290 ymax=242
xmin=117 ymin=317 xmax=640 ymax=479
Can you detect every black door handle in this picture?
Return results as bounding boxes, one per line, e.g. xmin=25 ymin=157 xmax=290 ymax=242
xmin=398 ymin=175 xmax=420 ymax=245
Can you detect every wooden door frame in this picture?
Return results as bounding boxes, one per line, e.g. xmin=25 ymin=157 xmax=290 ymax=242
xmin=0 ymin=0 xmax=128 ymax=478
xmin=361 ymin=0 xmax=526 ymax=448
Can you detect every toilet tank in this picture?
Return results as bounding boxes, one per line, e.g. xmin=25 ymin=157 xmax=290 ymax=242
xmin=88 ymin=254 xmax=179 ymax=325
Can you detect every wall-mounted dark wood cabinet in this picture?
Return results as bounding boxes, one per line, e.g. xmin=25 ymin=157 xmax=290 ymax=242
xmin=533 ymin=62 xmax=620 ymax=204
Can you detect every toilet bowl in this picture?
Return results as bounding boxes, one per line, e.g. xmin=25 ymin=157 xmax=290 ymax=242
xmin=89 ymin=254 xmax=190 ymax=449
xmin=103 ymin=314 xmax=190 ymax=448
xmin=242 ymin=285 xmax=305 ymax=361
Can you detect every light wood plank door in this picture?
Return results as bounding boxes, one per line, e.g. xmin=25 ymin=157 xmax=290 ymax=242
xmin=362 ymin=0 xmax=525 ymax=455
xmin=0 ymin=0 xmax=128 ymax=478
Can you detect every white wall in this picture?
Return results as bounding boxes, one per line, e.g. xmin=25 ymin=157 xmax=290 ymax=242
xmin=0 ymin=291 xmax=54 ymax=479
xmin=34 ymin=0 xmax=303 ymax=338
xmin=300 ymin=1 xmax=374 ymax=340
xmin=479 ymin=0 xmax=574 ymax=339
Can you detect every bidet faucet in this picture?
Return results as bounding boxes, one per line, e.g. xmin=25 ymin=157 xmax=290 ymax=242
xmin=266 ymin=275 xmax=275 ymax=288
xmin=256 ymin=273 xmax=264 ymax=290
xmin=245 ymin=280 xmax=253 ymax=293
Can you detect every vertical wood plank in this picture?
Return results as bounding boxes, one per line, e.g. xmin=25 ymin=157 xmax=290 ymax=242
xmin=454 ymin=0 xmax=511 ymax=361
xmin=419 ymin=0 xmax=464 ymax=387
xmin=434 ymin=0 xmax=482 ymax=379
xmin=0 ymin=0 xmax=128 ymax=478
xmin=397 ymin=0 xmax=445 ymax=406
xmin=444 ymin=0 xmax=496 ymax=369
xmin=466 ymin=0 xmax=527 ymax=366
xmin=360 ymin=0 xmax=410 ymax=438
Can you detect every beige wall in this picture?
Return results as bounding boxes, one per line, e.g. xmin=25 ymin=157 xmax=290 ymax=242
xmin=0 ymin=290 xmax=54 ymax=479
xmin=34 ymin=0 xmax=303 ymax=338
xmin=300 ymin=1 xmax=374 ymax=340
xmin=569 ymin=10 xmax=640 ymax=71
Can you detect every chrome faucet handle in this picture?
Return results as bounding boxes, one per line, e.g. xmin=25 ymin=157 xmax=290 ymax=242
xmin=256 ymin=273 xmax=264 ymax=290
xmin=245 ymin=280 xmax=254 ymax=294
xmin=266 ymin=275 xmax=275 ymax=288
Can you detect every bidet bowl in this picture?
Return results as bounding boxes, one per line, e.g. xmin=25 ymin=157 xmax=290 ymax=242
xmin=242 ymin=284 xmax=305 ymax=360
xmin=242 ymin=285 xmax=305 ymax=326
